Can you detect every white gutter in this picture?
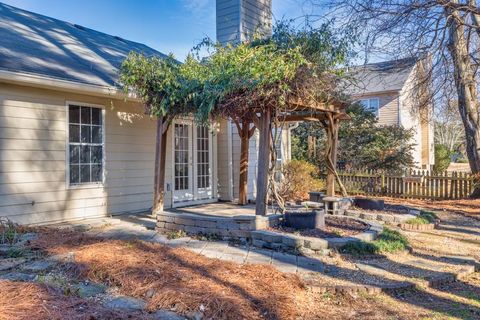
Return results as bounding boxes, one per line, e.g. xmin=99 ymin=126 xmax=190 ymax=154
xmin=0 ymin=69 xmax=140 ymax=102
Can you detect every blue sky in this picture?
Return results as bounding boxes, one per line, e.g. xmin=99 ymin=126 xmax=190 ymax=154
xmin=1 ymin=0 xmax=316 ymax=60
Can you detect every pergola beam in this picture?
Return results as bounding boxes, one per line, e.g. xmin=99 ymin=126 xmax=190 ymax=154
xmin=246 ymin=99 xmax=349 ymax=215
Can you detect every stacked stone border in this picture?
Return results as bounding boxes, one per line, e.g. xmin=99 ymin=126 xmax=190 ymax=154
xmin=399 ymin=222 xmax=438 ymax=231
xmin=342 ymin=209 xmax=415 ymax=224
xmin=250 ymin=218 xmax=383 ymax=254
xmin=156 ymin=211 xmax=282 ymax=241
xmin=307 ymin=262 xmax=478 ymax=295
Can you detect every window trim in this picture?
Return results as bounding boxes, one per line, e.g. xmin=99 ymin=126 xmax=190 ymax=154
xmin=65 ymin=101 xmax=106 ymax=189
xmin=359 ymin=97 xmax=380 ymax=116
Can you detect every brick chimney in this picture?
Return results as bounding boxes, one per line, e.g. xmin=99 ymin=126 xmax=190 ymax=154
xmin=216 ymin=0 xmax=272 ymax=45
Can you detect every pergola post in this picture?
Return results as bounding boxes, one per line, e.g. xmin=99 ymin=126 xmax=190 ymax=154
xmin=239 ymin=121 xmax=250 ymax=205
xmin=153 ymin=116 xmax=170 ymax=215
xmin=325 ymin=115 xmax=339 ymax=197
xmin=234 ymin=119 xmax=257 ymax=205
xmin=255 ymin=108 xmax=272 ymax=215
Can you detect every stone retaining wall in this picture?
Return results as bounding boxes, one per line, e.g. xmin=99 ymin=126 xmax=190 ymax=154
xmin=250 ymin=218 xmax=383 ymax=255
xmin=343 ymin=209 xmax=415 ymax=224
xmin=156 ymin=211 xmax=282 ymax=241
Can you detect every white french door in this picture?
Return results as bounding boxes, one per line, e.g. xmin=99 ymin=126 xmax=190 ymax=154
xmin=173 ymin=120 xmax=213 ymax=204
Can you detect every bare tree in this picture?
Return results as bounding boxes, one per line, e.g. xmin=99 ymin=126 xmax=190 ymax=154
xmin=309 ymin=0 xmax=480 ymax=197
xmin=435 ymin=101 xmax=465 ymax=152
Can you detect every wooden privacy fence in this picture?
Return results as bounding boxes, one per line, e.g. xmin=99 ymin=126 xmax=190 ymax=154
xmin=335 ymin=170 xmax=475 ymax=200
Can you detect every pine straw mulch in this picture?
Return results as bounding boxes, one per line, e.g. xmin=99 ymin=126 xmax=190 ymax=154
xmin=0 ymin=280 xmax=137 ymax=320
xmin=29 ymin=229 xmax=308 ymax=320
xmin=271 ymin=216 xmax=368 ymax=238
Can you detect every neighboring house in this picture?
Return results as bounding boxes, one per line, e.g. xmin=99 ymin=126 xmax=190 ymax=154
xmin=0 ymin=1 xmax=283 ymax=225
xmin=349 ymin=58 xmax=435 ymax=169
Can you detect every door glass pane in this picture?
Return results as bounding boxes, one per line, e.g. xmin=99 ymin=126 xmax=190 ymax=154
xmin=196 ymin=126 xmax=210 ymax=189
xmin=174 ymin=124 xmax=189 ymax=191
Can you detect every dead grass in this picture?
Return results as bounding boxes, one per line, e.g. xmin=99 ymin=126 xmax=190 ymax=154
xmin=297 ymin=272 xmax=480 ymax=320
xmin=31 ymin=230 xmax=307 ymax=320
xmin=376 ymin=197 xmax=480 ymax=217
xmin=0 ymin=280 xmax=136 ymax=320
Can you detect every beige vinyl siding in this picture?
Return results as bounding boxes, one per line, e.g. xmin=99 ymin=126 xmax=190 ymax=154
xmin=216 ymin=119 xmax=232 ymax=201
xmin=357 ymin=92 xmax=399 ymax=126
xmin=0 ymin=83 xmax=156 ymax=224
xmin=231 ymin=123 xmax=259 ymax=201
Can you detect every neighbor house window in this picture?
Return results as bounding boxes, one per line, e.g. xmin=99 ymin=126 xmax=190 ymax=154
xmin=68 ymin=105 xmax=104 ymax=185
xmin=359 ymin=98 xmax=380 ymax=116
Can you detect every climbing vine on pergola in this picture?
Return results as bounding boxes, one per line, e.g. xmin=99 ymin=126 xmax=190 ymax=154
xmin=120 ymin=21 xmax=353 ymax=216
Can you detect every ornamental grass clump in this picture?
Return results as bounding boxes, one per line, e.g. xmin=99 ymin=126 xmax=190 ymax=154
xmin=405 ymin=211 xmax=438 ymax=225
xmin=341 ymin=228 xmax=410 ymax=255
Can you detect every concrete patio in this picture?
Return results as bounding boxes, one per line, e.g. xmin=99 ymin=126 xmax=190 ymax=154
xmin=167 ymin=202 xmax=277 ymax=217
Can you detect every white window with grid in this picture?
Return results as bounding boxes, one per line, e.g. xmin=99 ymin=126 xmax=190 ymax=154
xmin=359 ymin=98 xmax=380 ymax=116
xmin=67 ymin=104 xmax=104 ymax=186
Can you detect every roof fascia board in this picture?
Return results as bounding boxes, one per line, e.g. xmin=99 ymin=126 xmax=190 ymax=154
xmin=0 ymin=69 xmax=140 ymax=102
xmin=352 ymin=89 xmax=401 ymax=97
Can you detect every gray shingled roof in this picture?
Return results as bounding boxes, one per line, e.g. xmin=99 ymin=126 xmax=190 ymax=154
xmin=0 ymin=2 xmax=166 ymax=88
xmin=348 ymin=57 xmax=417 ymax=95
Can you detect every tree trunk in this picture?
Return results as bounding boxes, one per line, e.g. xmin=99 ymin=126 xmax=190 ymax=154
xmin=153 ymin=117 xmax=170 ymax=214
xmin=239 ymin=122 xmax=250 ymax=205
xmin=447 ymin=4 xmax=480 ymax=198
xmin=255 ymin=109 xmax=272 ymax=215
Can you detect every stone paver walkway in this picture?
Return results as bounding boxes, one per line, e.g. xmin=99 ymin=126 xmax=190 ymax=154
xmin=44 ymin=212 xmax=479 ymax=289
xmin=48 ymin=213 xmax=325 ymax=274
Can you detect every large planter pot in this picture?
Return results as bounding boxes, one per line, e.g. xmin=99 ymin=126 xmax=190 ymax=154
xmin=284 ymin=210 xmax=325 ymax=230
xmin=354 ymin=198 xmax=385 ymax=211
xmin=309 ymin=192 xmax=325 ymax=203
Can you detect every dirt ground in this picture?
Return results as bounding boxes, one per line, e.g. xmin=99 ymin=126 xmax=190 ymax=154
xmin=377 ymin=197 xmax=480 ymax=218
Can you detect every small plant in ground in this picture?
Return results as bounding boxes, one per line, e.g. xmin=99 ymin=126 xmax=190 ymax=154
xmin=37 ymin=274 xmax=79 ymax=297
xmin=6 ymin=247 xmax=26 ymax=258
xmin=0 ymin=217 xmax=20 ymax=245
xmin=341 ymin=228 xmax=409 ymax=255
xmin=405 ymin=211 xmax=438 ymax=225
xmin=195 ymin=232 xmax=222 ymax=242
xmin=166 ymin=230 xmax=187 ymax=240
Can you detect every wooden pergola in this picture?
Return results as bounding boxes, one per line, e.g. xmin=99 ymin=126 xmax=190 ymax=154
xmin=238 ymin=98 xmax=350 ymax=216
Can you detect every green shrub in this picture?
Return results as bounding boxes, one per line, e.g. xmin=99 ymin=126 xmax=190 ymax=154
xmin=341 ymin=228 xmax=409 ymax=255
xmin=433 ymin=144 xmax=451 ymax=173
xmin=405 ymin=211 xmax=437 ymax=225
